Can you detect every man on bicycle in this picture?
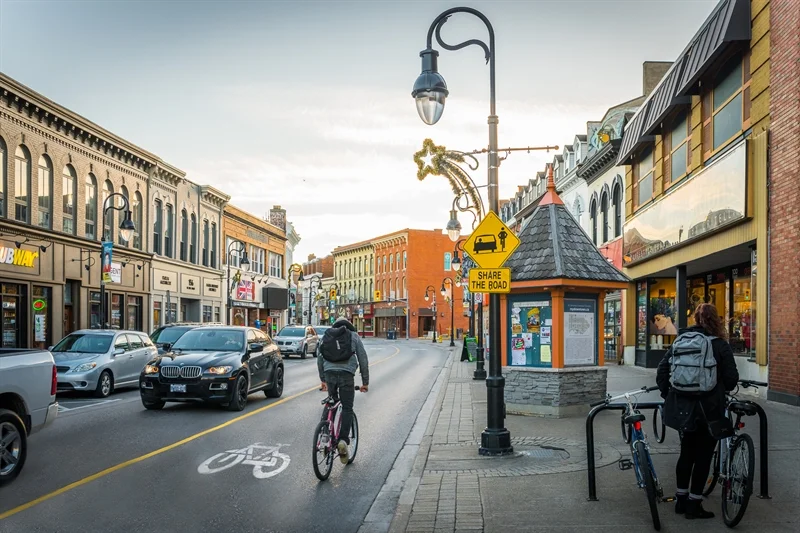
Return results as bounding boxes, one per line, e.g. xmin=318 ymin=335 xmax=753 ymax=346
xmin=318 ymin=317 xmax=369 ymax=464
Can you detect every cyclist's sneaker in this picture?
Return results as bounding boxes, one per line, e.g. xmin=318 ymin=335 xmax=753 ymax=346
xmin=675 ymin=493 xmax=688 ymax=514
xmin=685 ymin=499 xmax=715 ymax=519
xmin=337 ymin=440 xmax=349 ymax=464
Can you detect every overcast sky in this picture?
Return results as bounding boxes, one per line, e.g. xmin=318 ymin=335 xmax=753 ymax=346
xmin=0 ymin=0 xmax=716 ymax=261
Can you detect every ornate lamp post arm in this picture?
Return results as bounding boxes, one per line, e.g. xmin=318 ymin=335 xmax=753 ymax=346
xmin=99 ymin=193 xmax=135 ymax=329
xmin=226 ymin=240 xmax=249 ymax=325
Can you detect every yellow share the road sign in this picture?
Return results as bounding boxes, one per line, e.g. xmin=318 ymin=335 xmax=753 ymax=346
xmin=468 ymin=268 xmax=511 ymax=293
xmin=463 ymin=211 xmax=520 ymax=269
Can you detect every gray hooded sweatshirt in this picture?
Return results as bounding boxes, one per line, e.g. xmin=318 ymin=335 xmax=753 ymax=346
xmin=317 ymin=319 xmax=369 ymax=385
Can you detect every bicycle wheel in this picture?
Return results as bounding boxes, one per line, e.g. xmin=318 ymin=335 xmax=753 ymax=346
xmin=653 ymin=406 xmax=666 ymax=444
xmin=702 ymin=441 xmax=720 ymax=497
xmin=312 ymin=422 xmax=334 ymax=481
xmin=621 ymin=415 xmax=632 ymax=444
xmin=347 ymin=412 xmax=359 ymax=464
xmin=635 ymin=440 xmax=661 ymax=531
xmin=722 ymin=433 xmax=755 ymax=527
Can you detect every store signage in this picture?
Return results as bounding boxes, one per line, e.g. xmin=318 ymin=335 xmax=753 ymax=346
xmin=101 ymin=242 xmax=113 ymax=283
xmin=246 ymin=229 xmax=269 ymax=244
xmin=109 ymin=262 xmax=122 ymax=284
xmin=203 ymin=278 xmax=220 ymax=297
xmin=0 ymin=248 xmax=39 ymax=268
xmin=468 ymin=268 xmax=511 ymax=293
xmin=32 ymin=299 xmax=47 ymax=311
xmin=236 ymin=280 xmax=254 ymax=300
xmin=623 ymin=142 xmax=747 ymax=266
xmin=182 ymin=274 xmax=200 ymax=295
xmin=154 ymin=269 xmax=177 ymax=289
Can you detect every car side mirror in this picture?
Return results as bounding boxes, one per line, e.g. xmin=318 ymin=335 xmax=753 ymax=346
xmin=162 ymin=343 xmax=171 ymax=352
xmin=113 ymin=348 xmax=125 ymax=356
xmin=248 ymin=343 xmax=264 ymax=353
xmin=48 ymin=345 xmax=54 ymax=351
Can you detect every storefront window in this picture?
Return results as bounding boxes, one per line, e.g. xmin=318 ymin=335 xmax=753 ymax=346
xmin=168 ymin=303 xmax=177 ymax=324
xmin=90 ymin=292 xmax=102 ymax=329
xmin=730 ymin=265 xmax=752 ymax=356
xmin=636 ymin=281 xmax=647 ymax=350
xmin=604 ymin=297 xmax=621 ymax=362
xmin=111 ymin=294 xmax=123 ymax=329
xmin=127 ymin=296 xmax=142 ymax=331
xmin=203 ymin=305 xmax=212 ymax=322
xmin=153 ymin=300 xmax=162 ymax=329
xmin=687 ymin=278 xmax=706 ymax=327
xmin=1 ymin=284 xmax=25 ymax=348
xmin=749 ymin=251 xmax=757 ymax=360
xmin=649 ymin=279 xmax=677 ymax=349
xmin=214 ymin=306 xmax=221 ymax=323
xmin=32 ymin=286 xmax=51 ymax=350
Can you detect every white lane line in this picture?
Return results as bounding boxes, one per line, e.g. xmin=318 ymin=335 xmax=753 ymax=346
xmin=57 ymin=399 xmax=121 ymax=413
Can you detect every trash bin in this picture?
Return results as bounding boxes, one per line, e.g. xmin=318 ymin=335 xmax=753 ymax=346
xmin=387 ymin=330 xmax=396 ymax=340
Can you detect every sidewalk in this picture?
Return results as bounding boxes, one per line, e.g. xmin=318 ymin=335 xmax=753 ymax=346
xmin=388 ymin=351 xmax=800 ymax=532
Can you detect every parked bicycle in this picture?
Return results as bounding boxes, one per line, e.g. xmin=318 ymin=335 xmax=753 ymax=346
xmin=592 ymin=386 xmax=665 ymax=530
xmin=312 ymin=386 xmax=360 ymax=481
xmin=701 ymin=379 xmax=767 ymax=527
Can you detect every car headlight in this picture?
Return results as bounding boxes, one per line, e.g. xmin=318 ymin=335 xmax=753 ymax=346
xmin=144 ymin=364 xmax=160 ymax=375
xmin=71 ymin=362 xmax=97 ymax=372
xmin=207 ymin=366 xmax=233 ymax=375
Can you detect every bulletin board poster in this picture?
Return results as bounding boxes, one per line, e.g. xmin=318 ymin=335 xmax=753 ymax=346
xmin=509 ymin=300 xmax=552 ymax=366
xmin=564 ymin=299 xmax=596 ymax=366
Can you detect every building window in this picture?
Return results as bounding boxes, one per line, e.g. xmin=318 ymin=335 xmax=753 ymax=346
xmin=214 ymin=306 xmax=221 ymax=322
xmin=126 ymin=296 xmax=142 ymax=331
xmin=190 ymin=213 xmax=197 ymax=263
xmin=667 ymin=110 xmax=690 ymax=185
xmin=164 ymin=204 xmax=174 ymax=257
xmin=250 ymin=246 xmax=265 ymax=274
xmin=710 ymin=54 xmax=745 ymax=151
xmin=90 ymin=291 xmax=102 ymax=329
xmin=180 ymin=209 xmax=188 ymax=261
xmin=444 ymin=252 xmax=451 ymax=271
xmin=210 ymin=222 xmax=217 ymax=268
xmin=202 ymin=220 xmax=209 ymax=266
xmin=612 ymin=183 xmax=622 ymax=238
xmin=118 ymin=186 xmax=129 ymax=245
xmin=203 ymin=305 xmax=212 ymax=322
xmin=269 ymin=252 xmax=283 ymax=278
xmin=403 ymin=251 xmax=407 ymax=269
xmin=589 ymin=198 xmax=597 ymax=245
xmin=102 ymin=180 xmax=114 ymax=242
xmin=0 ymin=136 xmax=6 ymax=217
xmin=14 ymin=145 xmax=30 ymax=223
xmin=402 ymin=277 xmax=406 ymax=298
xmin=62 ymin=165 xmax=76 ymax=235
xmin=153 ymin=199 xmax=162 ymax=254
xmin=633 ymin=148 xmax=654 ymax=209
xmin=133 ymin=191 xmax=143 ymax=250
xmin=37 ymin=155 xmax=52 ymax=228
xmin=85 ymin=174 xmax=97 ymax=240
xmin=383 ymin=256 xmax=387 ymax=272
xmin=227 ymin=237 xmax=241 ymax=268
xmin=600 ymin=191 xmax=609 ymax=243
xmin=573 ymin=197 xmax=583 ymax=226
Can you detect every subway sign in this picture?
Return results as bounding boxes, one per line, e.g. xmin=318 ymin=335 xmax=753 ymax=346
xmin=0 ymin=248 xmax=39 ymax=268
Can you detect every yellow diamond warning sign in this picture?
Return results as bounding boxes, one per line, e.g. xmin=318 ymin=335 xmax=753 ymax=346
xmin=463 ymin=212 xmax=520 ymax=269
xmin=468 ymin=268 xmax=511 ymax=293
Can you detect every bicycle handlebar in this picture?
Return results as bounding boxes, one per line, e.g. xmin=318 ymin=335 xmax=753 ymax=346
xmin=739 ymin=380 xmax=767 ymax=388
xmin=590 ymin=385 xmax=660 ymax=407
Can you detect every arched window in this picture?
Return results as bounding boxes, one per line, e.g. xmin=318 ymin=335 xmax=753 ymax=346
xmin=402 ymin=277 xmax=406 ymax=298
xmin=62 ymin=165 xmax=76 ymax=235
xmin=395 ymin=252 xmax=400 ymax=269
xmin=118 ymin=186 xmax=130 ymax=245
xmin=14 ymin=145 xmax=30 ymax=223
xmin=612 ymin=183 xmax=622 ymax=238
xmin=102 ymin=180 xmax=114 ymax=242
xmin=573 ymin=197 xmax=583 ymax=226
xmin=180 ymin=209 xmax=188 ymax=261
xmin=389 ymin=279 xmax=394 ymax=298
xmin=164 ymin=204 xmax=174 ymax=257
xmin=403 ymin=251 xmax=407 ymax=269
xmin=369 ymin=279 xmax=373 ymax=300
xmin=202 ymin=219 xmax=209 ymax=266
xmin=600 ymin=191 xmax=609 ymax=243
xmin=390 ymin=254 xmax=394 ymax=271
xmin=153 ymin=199 xmax=163 ymax=254
xmin=589 ymin=198 xmax=597 ymax=245
xmin=37 ymin=155 xmax=53 ymax=228
xmin=190 ymin=213 xmax=197 ymax=263
xmin=84 ymin=174 xmax=97 ymax=240
xmin=133 ymin=191 xmax=143 ymax=250
xmin=210 ymin=222 xmax=217 ymax=268
xmin=382 ymin=280 xmax=386 ymax=300
xmin=0 ymin=136 xmax=6 ymax=217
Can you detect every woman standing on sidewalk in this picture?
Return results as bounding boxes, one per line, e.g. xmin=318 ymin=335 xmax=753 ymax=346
xmin=656 ymin=303 xmax=739 ymax=520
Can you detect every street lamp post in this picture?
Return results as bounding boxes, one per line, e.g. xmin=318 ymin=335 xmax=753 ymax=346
xmin=413 ymin=7 xmax=512 ymax=455
xmin=452 ymin=239 xmax=486 ymax=380
xmin=306 ymin=275 xmax=322 ymax=326
xmin=424 ymin=285 xmax=437 ymax=342
xmin=226 ymin=240 xmax=250 ymax=325
xmin=100 ymin=193 xmax=136 ymax=329
xmin=441 ymin=277 xmax=456 ymax=347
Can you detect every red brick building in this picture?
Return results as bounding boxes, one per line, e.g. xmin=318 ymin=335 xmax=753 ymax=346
xmin=303 ymin=254 xmax=334 ymax=278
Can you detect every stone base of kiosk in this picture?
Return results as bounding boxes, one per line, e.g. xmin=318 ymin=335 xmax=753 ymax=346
xmin=503 ymin=366 xmax=608 ymax=418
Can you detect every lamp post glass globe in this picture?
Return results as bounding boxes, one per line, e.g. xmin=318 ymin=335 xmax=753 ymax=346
xmin=446 ymin=210 xmax=462 ymax=242
xmin=240 ymin=252 xmax=251 ymax=272
xmin=424 ymin=292 xmax=430 ymax=302
xmin=414 ymin=89 xmax=446 ymax=125
xmin=440 ymin=285 xmax=447 ymax=297
xmin=118 ymin=211 xmax=136 ymax=243
xmin=451 ymin=255 xmax=462 ymax=272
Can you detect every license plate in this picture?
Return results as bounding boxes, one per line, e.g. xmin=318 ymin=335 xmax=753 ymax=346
xmin=170 ymin=384 xmax=187 ymax=393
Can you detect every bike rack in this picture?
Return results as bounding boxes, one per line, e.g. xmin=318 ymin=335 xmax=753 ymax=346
xmin=585 ymin=401 xmax=771 ymax=501
xmin=586 ymin=401 xmax=664 ymax=502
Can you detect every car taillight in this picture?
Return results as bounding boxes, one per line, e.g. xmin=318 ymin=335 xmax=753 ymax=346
xmin=51 ymin=364 xmax=57 ymax=396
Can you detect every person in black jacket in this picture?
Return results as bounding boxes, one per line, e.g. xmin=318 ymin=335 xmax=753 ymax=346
xmin=657 ymin=303 xmax=739 ymax=520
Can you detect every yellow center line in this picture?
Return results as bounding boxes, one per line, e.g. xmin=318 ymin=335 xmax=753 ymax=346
xmin=0 ymin=346 xmax=401 ymax=521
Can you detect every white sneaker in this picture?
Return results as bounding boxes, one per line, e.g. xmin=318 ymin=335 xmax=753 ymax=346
xmin=337 ymin=440 xmax=349 ymax=464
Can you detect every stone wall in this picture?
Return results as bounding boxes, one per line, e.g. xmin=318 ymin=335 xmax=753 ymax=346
xmin=504 ymin=366 xmax=608 ymax=418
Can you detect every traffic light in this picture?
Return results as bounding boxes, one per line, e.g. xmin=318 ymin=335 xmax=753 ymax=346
xmin=330 ymin=289 xmax=337 ymax=299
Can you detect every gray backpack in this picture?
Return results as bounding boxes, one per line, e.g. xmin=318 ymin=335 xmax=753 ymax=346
xmin=669 ymin=331 xmax=718 ymax=392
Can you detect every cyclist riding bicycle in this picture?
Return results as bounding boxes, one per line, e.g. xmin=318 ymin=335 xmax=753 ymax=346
xmin=318 ymin=317 xmax=369 ymax=464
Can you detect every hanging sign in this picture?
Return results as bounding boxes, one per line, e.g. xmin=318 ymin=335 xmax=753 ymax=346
xmin=101 ymin=242 xmax=114 ymax=283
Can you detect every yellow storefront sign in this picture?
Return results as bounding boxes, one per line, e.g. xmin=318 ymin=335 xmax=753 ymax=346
xmin=0 ymin=248 xmax=39 ymax=268
xmin=468 ymin=268 xmax=511 ymax=293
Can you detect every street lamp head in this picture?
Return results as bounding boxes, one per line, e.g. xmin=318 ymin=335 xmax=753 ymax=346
xmin=240 ymin=250 xmax=251 ymax=271
xmin=412 ymin=49 xmax=448 ymax=125
xmin=451 ymin=252 xmax=462 ymax=272
xmin=424 ymin=291 xmax=430 ymax=302
xmin=455 ymin=277 xmax=462 ymax=288
xmin=446 ymin=209 xmax=462 ymax=242
xmin=440 ymin=284 xmax=447 ymax=297
xmin=119 ymin=210 xmax=136 ymax=243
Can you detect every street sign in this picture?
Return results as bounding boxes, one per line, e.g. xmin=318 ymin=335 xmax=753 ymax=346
xmin=468 ymin=268 xmax=511 ymax=293
xmin=463 ymin=211 xmax=520 ymax=269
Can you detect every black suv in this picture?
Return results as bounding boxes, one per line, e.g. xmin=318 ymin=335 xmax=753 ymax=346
xmin=139 ymin=326 xmax=284 ymax=411
xmin=150 ymin=322 xmax=221 ymax=355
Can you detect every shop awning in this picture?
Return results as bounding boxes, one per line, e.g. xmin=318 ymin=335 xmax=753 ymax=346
xmin=374 ymin=308 xmax=405 ymax=318
xmin=417 ymin=308 xmax=435 ymax=317
xmin=641 ymin=55 xmax=692 ymax=136
xmin=617 ymin=100 xmax=654 ymax=164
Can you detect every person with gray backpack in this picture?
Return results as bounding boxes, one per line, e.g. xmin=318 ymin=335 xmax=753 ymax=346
xmin=657 ymin=303 xmax=739 ymax=521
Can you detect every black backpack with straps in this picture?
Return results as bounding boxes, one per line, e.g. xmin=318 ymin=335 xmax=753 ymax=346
xmin=320 ymin=327 xmax=353 ymax=362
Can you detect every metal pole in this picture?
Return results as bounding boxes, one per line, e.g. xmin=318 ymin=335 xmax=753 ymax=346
xmin=469 ymin=292 xmax=475 ymax=338
xmin=226 ymin=262 xmax=231 ymax=326
xmin=432 ymin=298 xmax=437 ymax=343
xmin=475 ymin=297 xmax=486 ymax=380
xmin=100 ymin=206 xmax=108 ymax=329
xmin=449 ymin=294 xmax=455 ymax=347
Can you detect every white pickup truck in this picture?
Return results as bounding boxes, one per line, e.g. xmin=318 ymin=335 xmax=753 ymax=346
xmin=0 ymin=348 xmax=58 ymax=487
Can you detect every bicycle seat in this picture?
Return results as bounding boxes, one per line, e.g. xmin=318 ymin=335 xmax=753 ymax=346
xmin=624 ymin=412 xmax=646 ymax=425
xmin=728 ymin=401 xmax=758 ymax=417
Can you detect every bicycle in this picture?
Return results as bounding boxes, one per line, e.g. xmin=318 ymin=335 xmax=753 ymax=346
xmin=702 ymin=379 xmax=767 ymax=527
xmin=312 ymin=386 xmax=361 ymax=481
xmin=592 ymin=386 xmax=664 ymax=530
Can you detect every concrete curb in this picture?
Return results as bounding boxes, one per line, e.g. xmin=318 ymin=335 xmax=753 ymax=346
xmin=358 ymin=346 xmax=456 ymax=533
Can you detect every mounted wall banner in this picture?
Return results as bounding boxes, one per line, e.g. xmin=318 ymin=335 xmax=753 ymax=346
xmin=564 ymin=299 xmax=596 ymax=366
xmin=468 ymin=268 xmax=511 ymax=293
xmin=463 ymin=212 xmax=520 ymax=269
xmin=109 ymin=262 xmax=122 ymax=284
xmin=101 ymin=241 xmax=113 ymax=283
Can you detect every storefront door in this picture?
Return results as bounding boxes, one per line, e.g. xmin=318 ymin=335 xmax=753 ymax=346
xmin=1 ymin=284 xmax=26 ymax=347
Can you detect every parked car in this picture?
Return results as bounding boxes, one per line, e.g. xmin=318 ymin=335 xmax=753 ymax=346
xmin=53 ymin=330 xmax=158 ymax=398
xmin=274 ymin=326 xmax=318 ymax=359
xmin=150 ymin=323 xmax=217 ymax=355
xmin=139 ymin=326 xmax=283 ymax=411
xmin=0 ymin=348 xmax=58 ymax=486
xmin=314 ymin=326 xmax=332 ymax=357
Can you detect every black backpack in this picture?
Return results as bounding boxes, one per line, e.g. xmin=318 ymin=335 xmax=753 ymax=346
xmin=320 ymin=327 xmax=353 ymax=362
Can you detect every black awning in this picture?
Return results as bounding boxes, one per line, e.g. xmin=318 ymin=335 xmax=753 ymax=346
xmin=616 ymin=100 xmax=654 ymax=164
xmin=641 ymin=55 xmax=692 ymax=135
xmin=676 ymin=0 xmax=751 ymax=96
xmin=417 ymin=308 xmax=435 ymax=317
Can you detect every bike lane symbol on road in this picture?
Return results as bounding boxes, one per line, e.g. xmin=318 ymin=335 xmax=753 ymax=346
xmin=198 ymin=443 xmax=290 ymax=479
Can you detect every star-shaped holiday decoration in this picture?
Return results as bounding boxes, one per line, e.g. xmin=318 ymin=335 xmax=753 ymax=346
xmin=414 ymin=138 xmax=447 ymax=181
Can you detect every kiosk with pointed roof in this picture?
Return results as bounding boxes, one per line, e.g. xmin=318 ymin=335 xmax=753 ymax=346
xmin=500 ymin=167 xmax=629 ymax=417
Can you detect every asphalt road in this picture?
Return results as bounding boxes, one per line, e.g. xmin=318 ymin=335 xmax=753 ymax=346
xmin=0 ymin=340 xmax=449 ymax=533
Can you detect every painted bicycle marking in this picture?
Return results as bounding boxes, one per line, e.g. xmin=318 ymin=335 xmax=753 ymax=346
xmin=198 ymin=442 xmax=290 ymax=479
